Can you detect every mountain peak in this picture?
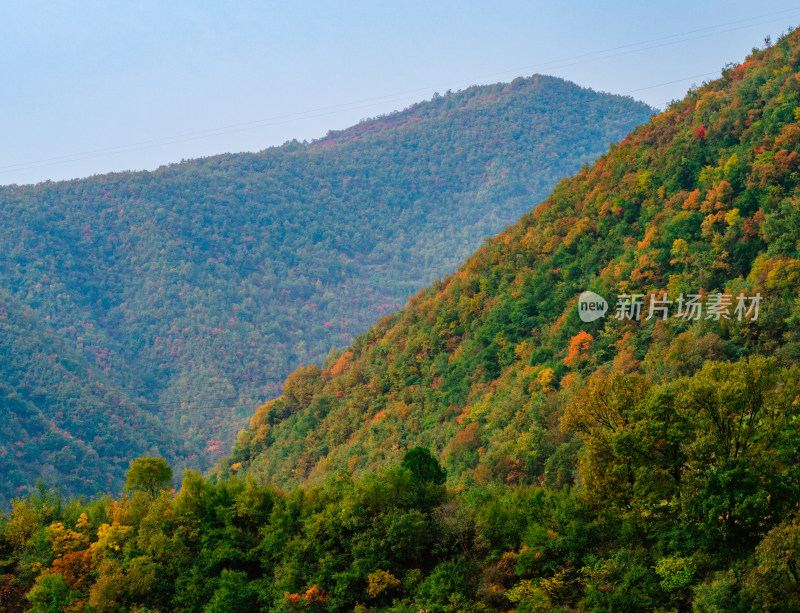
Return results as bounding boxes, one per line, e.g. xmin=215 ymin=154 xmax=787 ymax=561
xmin=221 ymin=26 xmax=800 ymax=490
xmin=0 ymin=73 xmax=652 ymax=504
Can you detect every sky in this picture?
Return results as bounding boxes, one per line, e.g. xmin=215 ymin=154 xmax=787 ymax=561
xmin=2 ymin=1 xmax=800 ymax=186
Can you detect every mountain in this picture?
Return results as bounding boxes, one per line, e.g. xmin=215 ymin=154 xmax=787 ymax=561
xmin=0 ymin=289 xmax=178 ymax=508
xmin=0 ymin=75 xmax=652 ymax=501
xmin=220 ymin=40 xmax=800 ymax=487
xmin=4 ymin=27 xmax=800 ymax=613
xmin=200 ymin=27 xmax=800 ymax=604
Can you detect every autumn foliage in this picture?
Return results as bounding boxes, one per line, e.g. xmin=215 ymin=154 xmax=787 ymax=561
xmin=564 ymin=330 xmax=593 ymax=367
xmin=6 ymin=22 xmax=800 ymax=613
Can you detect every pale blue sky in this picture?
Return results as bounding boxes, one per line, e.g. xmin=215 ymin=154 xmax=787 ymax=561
xmin=2 ymin=1 xmax=799 ymax=185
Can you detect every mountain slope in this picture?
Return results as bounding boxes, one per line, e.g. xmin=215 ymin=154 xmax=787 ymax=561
xmin=7 ymin=30 xmax=800 ymax=613
xmin=0 ymin=289 xmax=177 ymax=507
xmin=0 ymin=75 xmax=652 ymax=499
xmin=222 ymin=31 xmax=800 ymax=490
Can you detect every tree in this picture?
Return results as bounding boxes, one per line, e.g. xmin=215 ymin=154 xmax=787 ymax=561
xmin=204 ymin=570 xmax=258 ymax=613
xmin=124 ymin=457 xmax=173 ymax=495
xmin=401 ymin=446 xmax=446 ymax=485
xmin=561 ymin=370 xmax=651 ymax=508
xmin=678 ymin=358 xmax=800 ymax=550
xmin=25 ymin=573 xmax=72 ymax=613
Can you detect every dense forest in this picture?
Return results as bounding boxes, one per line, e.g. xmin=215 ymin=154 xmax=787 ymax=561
xmin=221 ymin=30 xmax=800 ymax=494
xmin=4 ymin=27 xmax=800 ymax=612
xmin=0 ymin=290 xmax=177 ymax=505
xmin=214 ymin=25 xmax=800 ymax=609
xmin=0 ymin=76 xmax=652 ymax=503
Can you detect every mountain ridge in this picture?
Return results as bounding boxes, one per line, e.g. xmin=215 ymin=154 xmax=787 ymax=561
xmin=0 ymin=74 xmax=653 ymax=503
xmin=4 ymin=29 xmax=800 ymax=613
xmin=220 ymin=30 xmax=800 ymax=492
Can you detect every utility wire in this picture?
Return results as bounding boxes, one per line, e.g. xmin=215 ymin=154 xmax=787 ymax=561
xmin=622 ymin=71 xmax=721 ymax=95
xmin=2 ymin=8 xmax=799 ymax=177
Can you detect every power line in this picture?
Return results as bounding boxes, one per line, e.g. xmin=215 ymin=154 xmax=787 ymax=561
xmin=2 ymin=9 xmax=799 ymax=177
xmin=622 ymin=71 xmax=721 ymax=95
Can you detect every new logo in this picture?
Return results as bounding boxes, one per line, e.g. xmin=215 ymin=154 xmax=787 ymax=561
xmin=578 ymin=291 xmax=608 ymax=322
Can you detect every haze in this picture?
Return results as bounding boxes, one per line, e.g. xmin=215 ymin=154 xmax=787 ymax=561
xmin=2 ymin=0 xmax=799 ymax=185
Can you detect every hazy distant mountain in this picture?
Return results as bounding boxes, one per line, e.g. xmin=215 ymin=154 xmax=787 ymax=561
xmin=0 ymin=75 xmax=652 ymax=501
xmin=0 ymin=288 xmax=177 ymax=508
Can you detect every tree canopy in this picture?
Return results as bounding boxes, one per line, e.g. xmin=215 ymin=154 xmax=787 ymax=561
xmin=124 ymin=457 xmax=173 ymax=495
xmin=401 ymin=446 xmax=447 ymax=485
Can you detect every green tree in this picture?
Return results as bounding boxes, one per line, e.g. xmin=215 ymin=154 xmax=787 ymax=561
xmin=25 ymin=573 xmax=72 ymax=613
xmin=402 ymin=447 xmax=447 ymax=485
xmin=124 ymin=457 xmax=173 ymax=495
xmin=679 ymin=358 xmax=800 ymax=551
xmin=204 ymin=570 xmax=258 ymax=613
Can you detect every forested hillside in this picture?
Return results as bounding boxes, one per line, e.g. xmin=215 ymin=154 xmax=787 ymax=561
xmin=162 ymin=25 xmax=800 ymax=609
xmin=0 ymin=290 xmax=177 ymax=508
xmin=220 ymin=33 xmax=800 ymax=485
xmin=4 ymin=29 xmax=800 ymax=611
xmin=4 ymin=27 xmax=800 ymax=613
xmin=0 ymin=76 xmax=652 ymax=501
xmin=222 ymin=34 xmax=800 ymax=492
